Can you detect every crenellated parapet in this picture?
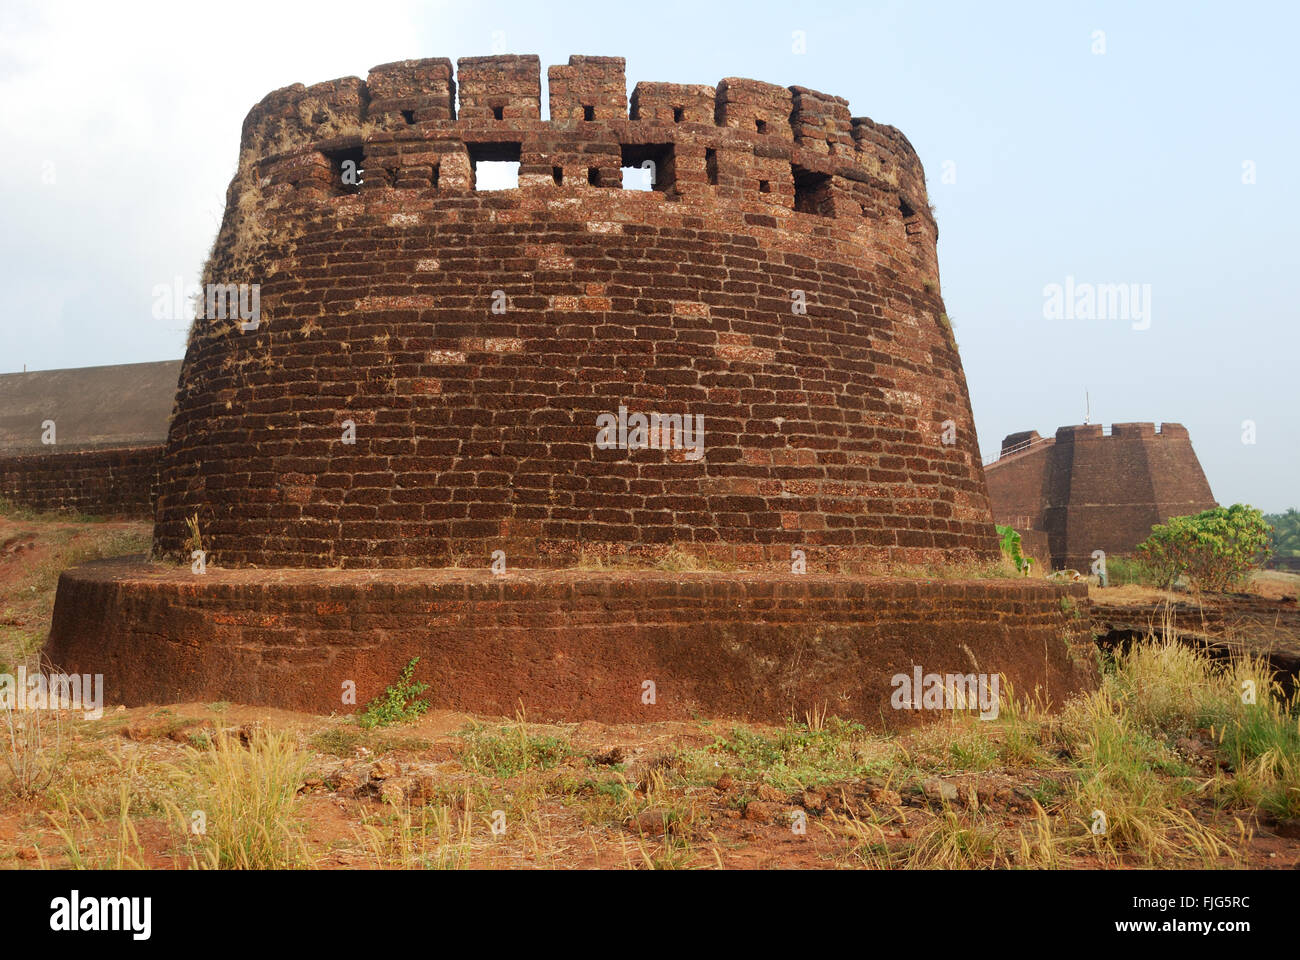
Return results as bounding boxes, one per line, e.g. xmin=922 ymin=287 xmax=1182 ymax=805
xmin=456 ymin=54 xmax=541 ymax=120
xmin=789 ymin=86 xmax=853 ymax=156
xmin=629 ymin=81 xmax=715 ymax=124
xmin=236 ymin=54 xmax=939 ymax=280
xmin=548 ymin=55 xmax=627 ymax=122
xmin=1053 ymin=422 xmax=1191 ymax=442
xmin=365 ymin=58 xmax=456 ymax=127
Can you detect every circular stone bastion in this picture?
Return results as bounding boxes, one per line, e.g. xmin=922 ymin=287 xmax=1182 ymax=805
xmin=45 ymin=54 xmax=1096 ymax=723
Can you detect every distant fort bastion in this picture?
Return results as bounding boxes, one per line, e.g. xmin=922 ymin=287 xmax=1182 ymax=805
xmin=985 ymin=422 xmax=1217 ymax=571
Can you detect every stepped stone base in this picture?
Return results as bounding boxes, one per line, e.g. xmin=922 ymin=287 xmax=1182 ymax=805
xmin=45 ymin=560 xmax=1095 ymax=724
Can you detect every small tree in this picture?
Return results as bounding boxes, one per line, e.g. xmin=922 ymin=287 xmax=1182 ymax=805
xmin=1136 ymin=504 xmax=1271 ymax=592
xmin=995 ymin=524 xmax=1035 ymax=574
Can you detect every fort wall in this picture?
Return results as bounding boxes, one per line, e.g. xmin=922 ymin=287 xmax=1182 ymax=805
xmin=0 ymin=361 xmax=180 ymax=517
xmin=152 ymin=55 xmax=993 ymax=570
xmin=47 ymin=561 xmax=1095 ymax=722
xmin=0 ymin=446 xmax=158 ymax=516
xmin=985 ymin=422 xmax=1217 ymax=569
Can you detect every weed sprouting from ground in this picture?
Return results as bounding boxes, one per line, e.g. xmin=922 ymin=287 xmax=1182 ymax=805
xmin=357 ymin=801 xmax=474 ymax=869
xmin=2 ymin=704 xmax=63 ymax=799
xmin=357 ymin=658 xmax=430 ymax=729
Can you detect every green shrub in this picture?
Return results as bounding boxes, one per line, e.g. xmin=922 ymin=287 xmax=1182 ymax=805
xmin=995 ymin=524 xmax=1035 ymax=574
xmin=1263 ymin=508 xmax=1300 ymax=560
xmin=358 ymin=658 xmax=430 ymax=729
xmin=1136 ymin=504 xmax=1271 ymax=592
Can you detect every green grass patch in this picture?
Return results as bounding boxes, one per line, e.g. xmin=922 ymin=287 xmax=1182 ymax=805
xmin=678 ymin=716 xmax=889 ymax=791
xmin=455 ymin=723 xmax=575 ymax=778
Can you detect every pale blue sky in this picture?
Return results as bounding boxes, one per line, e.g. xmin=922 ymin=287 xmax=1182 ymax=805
xmin=1 ymin=0 xmax=1294 ymax=510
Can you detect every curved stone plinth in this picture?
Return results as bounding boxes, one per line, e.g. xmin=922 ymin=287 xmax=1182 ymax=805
xmin=46 ymin=559 xmax=1095 ymax=723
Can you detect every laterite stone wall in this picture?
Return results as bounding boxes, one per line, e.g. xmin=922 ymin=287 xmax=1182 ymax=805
xmin=46 ymin=561 xmax=1095 ymax=723
xmin=152 ymin=55 xmax=998 ymax=571
xmin=0 ymin=447 xmax=160 ymax=517
xmin=0 ymin=360 xmax=180 ymax=517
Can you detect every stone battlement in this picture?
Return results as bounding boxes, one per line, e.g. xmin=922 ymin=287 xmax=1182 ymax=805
xmin=1053 ymin=422 xmax=1191 ymax=442
xmin=238 ymin=55 xmax=934 ymax=267
xmin=996 ymin=422 xmax=1191 ymax=461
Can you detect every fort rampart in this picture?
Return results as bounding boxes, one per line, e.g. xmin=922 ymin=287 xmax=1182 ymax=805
xmin=0 ymin=447 xmax=158 ymax=516
xmin=985 ymin=422 xmax=1217 ymax=570
xmin=0 ymin=361 xmax=180 ymax=517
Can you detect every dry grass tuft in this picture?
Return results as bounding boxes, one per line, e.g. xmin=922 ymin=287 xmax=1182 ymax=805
xmin=180 ymin=729 xmax=310 ymax=869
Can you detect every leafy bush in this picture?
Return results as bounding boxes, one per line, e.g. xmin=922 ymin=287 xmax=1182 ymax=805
xmin=358 ymin=658 xmax=430 ymax=729
xmin=1136 ymin=504 xmax=1271 ymax=593
xmin=995 ymin=524 xmax=1035 ymax=574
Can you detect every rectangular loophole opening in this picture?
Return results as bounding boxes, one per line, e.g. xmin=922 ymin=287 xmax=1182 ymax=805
xmin=552 ymin=166 xmax=563 ymax=185
xmin=705 ymin=148 xmax=718 ymax=185
xmin=673 ymin=106 xmax=684 ymax=123
xmin=583 ymin=105 xmax=595 ymax=121
xmin=400 ymin=109 xmax=415 ymax=124
xmin=793 ymin=165 xmax=833 ymax=216
xmin=470 ymin=142 xmax=521 ymax=191
xmin=620 ymin=143 xmax=675 ymax=194
xmin=758 ymin=180 xmax=770 ymax=194
xmin=492 ymin=105 xmax=504 ymax=120
xmin=322 ymin=146 xmax=365 ymax=196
